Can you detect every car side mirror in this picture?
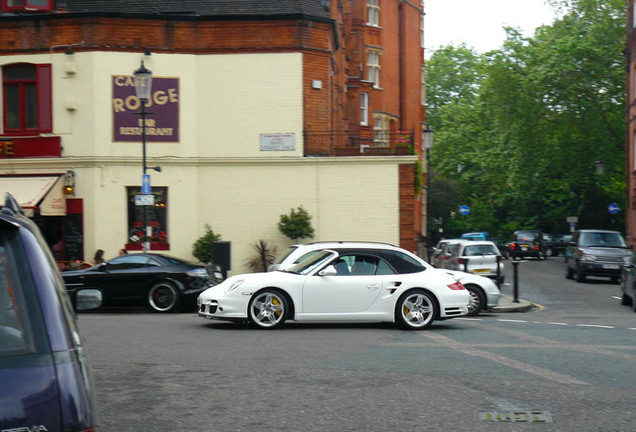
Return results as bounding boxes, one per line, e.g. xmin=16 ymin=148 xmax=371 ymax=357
xmin=319 ymin=265 xmax=338 ymax=276
xmin=73 ymin=288 xmax=103 ymax=311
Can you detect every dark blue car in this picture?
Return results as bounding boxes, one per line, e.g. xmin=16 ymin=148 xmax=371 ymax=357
xmin=0 ymin=194 xmax=101 ymax=432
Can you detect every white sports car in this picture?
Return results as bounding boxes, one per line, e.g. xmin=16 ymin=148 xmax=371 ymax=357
xmin=269 ymin=241 xmax=501 ymax=316
xmin=198 ymin=248 xmax=470 ymax=329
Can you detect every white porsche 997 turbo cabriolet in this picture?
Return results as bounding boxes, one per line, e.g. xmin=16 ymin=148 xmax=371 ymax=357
xmin=198 ymin=247 xmax=469 ymax=330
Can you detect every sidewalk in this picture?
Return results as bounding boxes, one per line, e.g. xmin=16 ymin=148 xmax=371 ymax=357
xmin=489 ymin=294 xmax=534 ymax=313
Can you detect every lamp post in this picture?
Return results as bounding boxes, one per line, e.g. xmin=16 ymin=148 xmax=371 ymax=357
xmin=422 ymin=125 xmax=434 ymax=261
xmin=133 ymin=61 xmax=153 ymax=253
xmin=595 ymin=160 xmax=605 ymax=228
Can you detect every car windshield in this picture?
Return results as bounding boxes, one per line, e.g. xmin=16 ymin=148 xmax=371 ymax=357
xmin=287 ymin=250 xmax=336 ymax=275
xmin=579 ymin=232 xmax=627 ymax=248
xmin=515 ymin=231 xmax=538 ymax=241
xmin=464 ymin=245 xmax=498 ymax=256
xmin=272 ymin=246 xmax=298 ymax=265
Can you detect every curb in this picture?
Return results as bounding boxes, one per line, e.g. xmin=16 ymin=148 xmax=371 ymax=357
xmin=489 ymin=294 xmax=534 ymax=313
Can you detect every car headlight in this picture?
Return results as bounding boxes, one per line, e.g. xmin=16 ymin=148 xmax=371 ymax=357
xmin=187 ymin=268 xmax=209 ymax=278
xmin=580 ymin=254 xmax=596 ymax=262
xmin=226 ymin=279 xmax=244 ymax=292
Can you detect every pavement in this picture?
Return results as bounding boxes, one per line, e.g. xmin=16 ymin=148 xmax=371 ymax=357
xmin=489 ymin=293 xmax=534 ymax=313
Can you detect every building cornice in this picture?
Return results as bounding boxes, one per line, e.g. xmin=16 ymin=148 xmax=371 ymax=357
xmin=0 ymin=155 xmax=418 ymax=171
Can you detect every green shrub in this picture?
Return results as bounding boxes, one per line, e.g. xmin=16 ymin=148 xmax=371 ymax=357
xmin=278 ymin=206 xmax=315 ymax=242
xmin=192 ymin=224 xmax=222 ymax=264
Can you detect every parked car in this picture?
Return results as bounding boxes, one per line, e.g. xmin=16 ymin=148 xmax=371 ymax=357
xmin=199 ymin=244 xmax=473 ymax=329
xmin=446 ymin=240 xmax=505 ymax=285
xmin=542 ymin=233 xmax=556 ymax=257
xmin=0 ymin=193 xmax=101 ymax=432
xmin=266 ymin=241 xmax=500 ymax=316
xmin=620 ymin=253 xmax=636 ymax=312
xmin=553 ymin=234 xmax=572 ymax=256
xmin=509 ymin=229 xmax=547 ymax=260
xmin=429 ymin=239 xmax=464 ymax=269
xmin=565 ymin=230 xmax=631 ymax=283
xmin=62 ymin=253 xmax=212 ymax=312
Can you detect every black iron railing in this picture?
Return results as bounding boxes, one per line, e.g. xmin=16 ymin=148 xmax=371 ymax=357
xmin=303 ymin=130 xmax=415 ymax=156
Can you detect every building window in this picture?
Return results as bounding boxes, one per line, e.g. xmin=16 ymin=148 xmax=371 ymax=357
xmin=361 ymin=93 xmax=369 ymax=126
xmin=367 ymin=0 xmax=380 ymax=26
xmin=367 ymin=50 xmax=381 ymax=88
xmin=374 ymin=116 xmax=389 ymax=147
xmin=126 ymin=186 xmax=169 ymax=250
xmin=1 ymin=0 xmax=54 ymax=12
xmin=2 ymin=63 xmax=52 ymax=135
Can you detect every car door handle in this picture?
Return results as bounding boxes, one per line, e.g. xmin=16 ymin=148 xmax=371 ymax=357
xmin=366 ymin=284 xmax=380 ymax=290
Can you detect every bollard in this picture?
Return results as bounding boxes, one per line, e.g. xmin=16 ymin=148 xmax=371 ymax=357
xmin=496 ymin=256 xmax=502 ymax=289
xmin=512 ymin=261 xmax=520 ymax=303
xmin=463 ymin=258 xmax=469 ymax=273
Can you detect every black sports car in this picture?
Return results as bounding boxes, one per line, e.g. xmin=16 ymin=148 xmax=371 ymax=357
xmin=62 ymin=253 xmax=212 ymax=312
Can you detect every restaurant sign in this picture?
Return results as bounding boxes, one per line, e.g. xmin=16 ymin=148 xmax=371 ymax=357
xmin=112 ymin=75 xmax=179 ymax=142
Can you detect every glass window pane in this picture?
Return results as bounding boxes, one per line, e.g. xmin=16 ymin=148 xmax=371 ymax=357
xmin=4 ymin=65 xmax=36 ymax=81
xmin=5 ymin=85 xmax=20 ymax=129
xmin=25 ymin=83 xmax=37 ymax=129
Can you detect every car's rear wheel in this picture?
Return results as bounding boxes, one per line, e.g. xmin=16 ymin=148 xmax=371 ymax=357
xmin=575 ymin=266 xmax=586 ymax=283
xmin=148 ymin=282 xmax=179 ymax=312
xmin=465 ymin=284 xmax=485 ymax=316
xmin=395 ymin=289 xmax=437 ymax=330
xmin=248 ymin=289 xmax=288 ymax=329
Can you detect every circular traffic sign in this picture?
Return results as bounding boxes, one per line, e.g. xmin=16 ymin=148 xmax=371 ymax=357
xmin=459 ymin=205 xmax=470 ymax=216
xmin=608 ymin=203 xmax=620 ymax=214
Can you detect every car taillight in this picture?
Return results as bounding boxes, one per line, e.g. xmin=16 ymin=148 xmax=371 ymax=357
xmin=534 ymin=245 xmax=539 ymax=250
xmin=511 ymin=242 xmax=516 ymax=249
xmin=447 ymin=281 xmax=465 ymax=290
xmin=457 ymin=258 xmax=465 ymax=264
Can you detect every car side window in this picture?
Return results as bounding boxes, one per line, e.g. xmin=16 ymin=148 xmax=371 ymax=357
xmin=0 ymin=237 xmax=29 ymax=355
xmin=107 ymin=255 xmax=149 ymax=270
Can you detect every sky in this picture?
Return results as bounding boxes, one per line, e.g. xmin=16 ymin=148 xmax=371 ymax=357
xmin=424 ymin=0 xmax=558 ymax=55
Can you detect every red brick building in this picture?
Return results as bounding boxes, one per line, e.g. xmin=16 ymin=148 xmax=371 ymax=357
xmin=0 ymin=0 xmax=429 ymax=256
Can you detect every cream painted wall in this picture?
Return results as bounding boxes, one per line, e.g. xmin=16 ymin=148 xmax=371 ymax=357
xmin=1 ymin=51 xmax=407 ymax=275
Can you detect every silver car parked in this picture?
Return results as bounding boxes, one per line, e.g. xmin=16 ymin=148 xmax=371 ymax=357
xmin=446 ymin=240 xmax=505 ymax=284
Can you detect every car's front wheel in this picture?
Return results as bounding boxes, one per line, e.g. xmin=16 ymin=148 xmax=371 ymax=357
xmin=395 ymin=289 xmax=437 ymax=329
xmin=465 ymin=284 xmax=485 ymax=316
xmin=148 ymin=282 xmax=179 ymax=312
xmin=248 ymin=289 xmax=289 ymax=329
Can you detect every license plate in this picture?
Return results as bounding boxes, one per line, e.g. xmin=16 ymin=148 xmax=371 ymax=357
xmin=474 ymin=269 xmax=489 ymax=273
xmin=602 ymin=264 xmax=619 ymax=269
xmin=521 ymin=247 xmax=528 ymax=251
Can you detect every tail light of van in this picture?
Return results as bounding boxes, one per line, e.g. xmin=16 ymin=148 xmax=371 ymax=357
xmin=457 ymin=258 xmax=466 ymax=264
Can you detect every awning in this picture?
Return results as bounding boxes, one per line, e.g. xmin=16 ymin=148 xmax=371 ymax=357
xmin=0 ymin=175 xmax=66 ymax=216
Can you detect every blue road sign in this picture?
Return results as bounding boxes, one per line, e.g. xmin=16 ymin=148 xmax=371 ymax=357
xmin=459 ymin=205 xmax=470 ymax=216
xmin=142 ymin=174 xmax=151 ymax=194
xmin=608 ymin=203 xmax=620 ymax=214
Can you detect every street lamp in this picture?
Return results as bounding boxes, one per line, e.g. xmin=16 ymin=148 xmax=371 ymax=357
xmin=133 ymin=60 xmax=155 ymax=253
xmin=595 ymin=160 xmax=605 ymax=228
xmin=422 ymin=125 xmax=435 ymax=261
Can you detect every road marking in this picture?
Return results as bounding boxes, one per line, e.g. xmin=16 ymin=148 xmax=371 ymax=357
xmin=546 ymin=322 xmax=568 ymax=326
xmin=497 ymin=319 xmax=526 ymax=323
xmin=420 ymin=332 xmax=589 ymax=385
xmin=576 ymin=324 xmax=614 ymax=329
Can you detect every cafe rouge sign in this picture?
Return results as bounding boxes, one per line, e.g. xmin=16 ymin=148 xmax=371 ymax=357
xmin=112 ymin=75 xmax=179 ymax=143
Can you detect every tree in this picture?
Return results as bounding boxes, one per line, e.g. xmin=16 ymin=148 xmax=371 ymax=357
xmin=191 ymin=224 xmax=222 ymax=264
xmin=426 ymin=0 xmax=626 ymax=237
xmin=278 ymin=206 xmax=315 ymax=242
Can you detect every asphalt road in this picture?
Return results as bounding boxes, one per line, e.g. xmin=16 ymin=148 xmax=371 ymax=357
xmin=78 ymin=257 xmax=636 ymax=432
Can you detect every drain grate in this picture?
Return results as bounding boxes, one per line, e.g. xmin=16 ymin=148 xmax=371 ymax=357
xmin=477 ymin=410 xmax=553 ymax=423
